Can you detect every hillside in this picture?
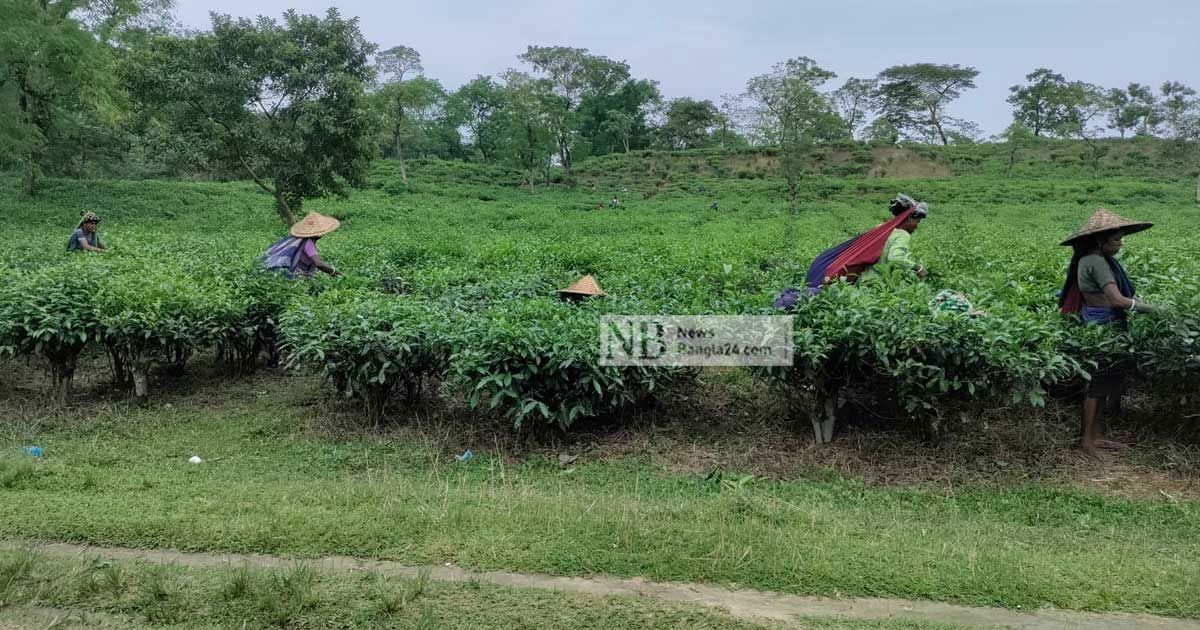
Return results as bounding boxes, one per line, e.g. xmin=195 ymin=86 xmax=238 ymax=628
xmin=572 ymin=138 xmax=1199 ymax=186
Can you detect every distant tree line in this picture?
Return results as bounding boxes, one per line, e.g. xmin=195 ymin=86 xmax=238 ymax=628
xmin=2 ymin=3 xmax=1198 ymax=217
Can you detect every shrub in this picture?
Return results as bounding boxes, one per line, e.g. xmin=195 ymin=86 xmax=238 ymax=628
xmin=758 ymin=278 xmax=1079 ymax=441
xmin=0 ymin=259 xmax=104 ymax=403
xmin=451 ymin=298 xmax=688 ymax=431
xmin=279 ymin=290 xmax=453 ymax=423
xmin=215 ymin=269 xmax=298 ymax=375
xmin=95 ymin=265 xmax=235 ymax=397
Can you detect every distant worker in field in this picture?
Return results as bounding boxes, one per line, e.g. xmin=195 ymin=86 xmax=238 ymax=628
xmin=609 ymin=196 xmax=619 ymax=208
xmin=1058 ymin=208 xmax=1158 ymax=456
xmin=261 ymin=212 xmax=342 ymax=279
xmin=68 ymin=211 xmax=106 ymax=252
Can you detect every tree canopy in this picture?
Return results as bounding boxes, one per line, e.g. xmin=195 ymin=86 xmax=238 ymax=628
xmin=875 ymin=63 xmax=979 ymax=145
xmin=122 ymin=9 xmax=377 ymax=225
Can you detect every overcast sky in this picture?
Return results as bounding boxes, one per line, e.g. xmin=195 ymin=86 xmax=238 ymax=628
xmin=174 ymin=0 xmax=1198 ymax=137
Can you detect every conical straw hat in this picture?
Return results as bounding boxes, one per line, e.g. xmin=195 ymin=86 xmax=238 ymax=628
xmin=558 ymin=274 xmax=606 ymax=297
xmin=1060 ymin=208 xmax=1152 ymax=246
xmin=290 ymin=212 xmax=341 ymax=238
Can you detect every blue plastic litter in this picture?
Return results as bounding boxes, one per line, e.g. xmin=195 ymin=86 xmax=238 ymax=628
xmin=24 ymin=446 xmax=43 ymax=458
xmin=455 ymin=450 xmax=473 ymax=462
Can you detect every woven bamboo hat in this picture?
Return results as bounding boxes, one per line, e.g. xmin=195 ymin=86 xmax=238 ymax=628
xmin=558 ymin=274 xmax=606 ymax=297
xmin=1060 ymin=208 xmax=1152 ymax=246
xmin=290 ymin=212 xmax=341 ymax=238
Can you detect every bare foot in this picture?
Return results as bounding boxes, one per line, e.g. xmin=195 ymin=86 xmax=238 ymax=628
xmin=1094 ymin=439 xmax=1130 ymax=451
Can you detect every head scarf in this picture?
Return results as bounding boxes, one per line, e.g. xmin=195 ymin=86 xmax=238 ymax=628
xmin=890 ymin=194 xmax=928 ymax=219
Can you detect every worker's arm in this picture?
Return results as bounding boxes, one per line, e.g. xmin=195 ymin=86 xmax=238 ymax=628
xmin=1101 ymin=283 xmax=1154 ymax=313
xmin=78 ymin=235 xmax=104 ymax=252
xmin=311 ymin=255 xmax=340 ymax=277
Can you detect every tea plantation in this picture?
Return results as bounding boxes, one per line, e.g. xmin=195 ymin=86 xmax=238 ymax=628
xmin=1 ymin=151 xmax=1199 ymax=624
xmin=2 ymin=155 xmax=1197 ymax=433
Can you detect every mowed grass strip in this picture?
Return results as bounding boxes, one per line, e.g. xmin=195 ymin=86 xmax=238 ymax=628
xmin=0 ymin=382 xmax=1197 ymax=618
xmin=5 ymin=547 xmax=918 ymax=630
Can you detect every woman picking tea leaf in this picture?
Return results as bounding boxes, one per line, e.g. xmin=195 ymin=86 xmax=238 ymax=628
xmin=261 ymin=212 xmax=342 ymax=279
xmin=1058 ymin=208 xmax=1159 ymax=456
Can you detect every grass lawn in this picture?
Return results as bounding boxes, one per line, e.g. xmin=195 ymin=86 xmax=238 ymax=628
xmin=3 ymin=547 xmax=977 ymax=629
xmin=1 ymin=370 xmax=1197 ymax=619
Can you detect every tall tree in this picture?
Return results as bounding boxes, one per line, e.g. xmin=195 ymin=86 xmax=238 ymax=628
xmin=371 ymin=76 xmax=445 ymax=183
xmin=0 ymin=0 xmax=170 ymax=195
xmin=375 ymin=45 xmax=422 ymax=83
xmin=1000 ymin=122 xmax=1035 ymax=178
xmin=518 ymin=45 xmax=630 ymax=183
xmin=445 ymin=75 xmax=507 ymax=162
xmin=1056 ymin=81 xmax=1108 ymax=168
xmin=495 ymin=70 xmax=556 ymax=184
xmin=576 ymin=78 xmax=660 ymax=156
xmin=658 ymin=97 xmax=718 ymax=150
xmin=713 ymin=93 xmax=751 ymax=148
xmin=599 ymin=109 xmax=633 ymax=153
xmin=1160 ymin=81 xmax=1197 ymax=140
xmin=828 ymin=77 xmax=876 ymax=139
xmin=1006 ymin=68 xmax=1072 ymax=137
xmin=1125 ymin=83 xmax=1162 ymax=136
xmin=1103 ymin=88 xmax=1137 ymax=138
xmin=875 ymin=63 xmax=979 ymax=145
xmin=123 ymin=9 xmax=377 ymax=226
xmin=744 ymin=57 xmax=843 ymax=212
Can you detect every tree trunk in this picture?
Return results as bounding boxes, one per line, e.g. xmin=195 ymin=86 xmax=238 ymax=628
xmin=132 ymin=366 xmax=149 ymax=399
xmin=274 ymin=194 xmax=297 ymax=227
xmin=16 ymin=70 xmax=42 ymax=197
xmin=48 ymin=352 xmax=78 ymax=406
xmin=787 ymin=179 xmax=798 ymax=215
xmin=558 ymin=137 xmax=572 ymax=184
xmin=395 ymin=133 xmax=408 ymax=183
xmin=55 ymin=374 xmax=73 ymax=406
xmin=931 ymin=107 xmax=948 ymax=145
xmin=21 ymin=158 xmax=41 ymax=197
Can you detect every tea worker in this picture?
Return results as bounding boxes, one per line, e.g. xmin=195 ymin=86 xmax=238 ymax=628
xmin=859 ymin=193 xmax=929 ymax=282
xmin=1057 ymin=208 xmax=1157 ymax=456
xmin=558 ymin=275 xmax=606 ymax=302
xmin=261 ymin=212 xmax=342 ymax=278
xmin=68 ymin=211 xmax=106 ymax=252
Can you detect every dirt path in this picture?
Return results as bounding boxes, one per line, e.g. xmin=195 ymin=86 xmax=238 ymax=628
xmin=11 ymin=541 xmax=1199 ymax=630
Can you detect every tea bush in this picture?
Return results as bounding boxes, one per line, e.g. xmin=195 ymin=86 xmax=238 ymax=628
xmin=95 ymin=264 xmax=235 ymax=397
xmin=0 ymin=259 xmax=104 ymax=403
xmin=1 ymin=152 xmax=1197 ymax=437
xmin=214 ymin=268 xmax=300 ymax=374
xmin=279 ymin=290 xmax=454 ymax=422
xmin=759 ymin=276 xmax=1080 ymax=440
xmin=451 ymin=298 xmax=691 ymax=430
